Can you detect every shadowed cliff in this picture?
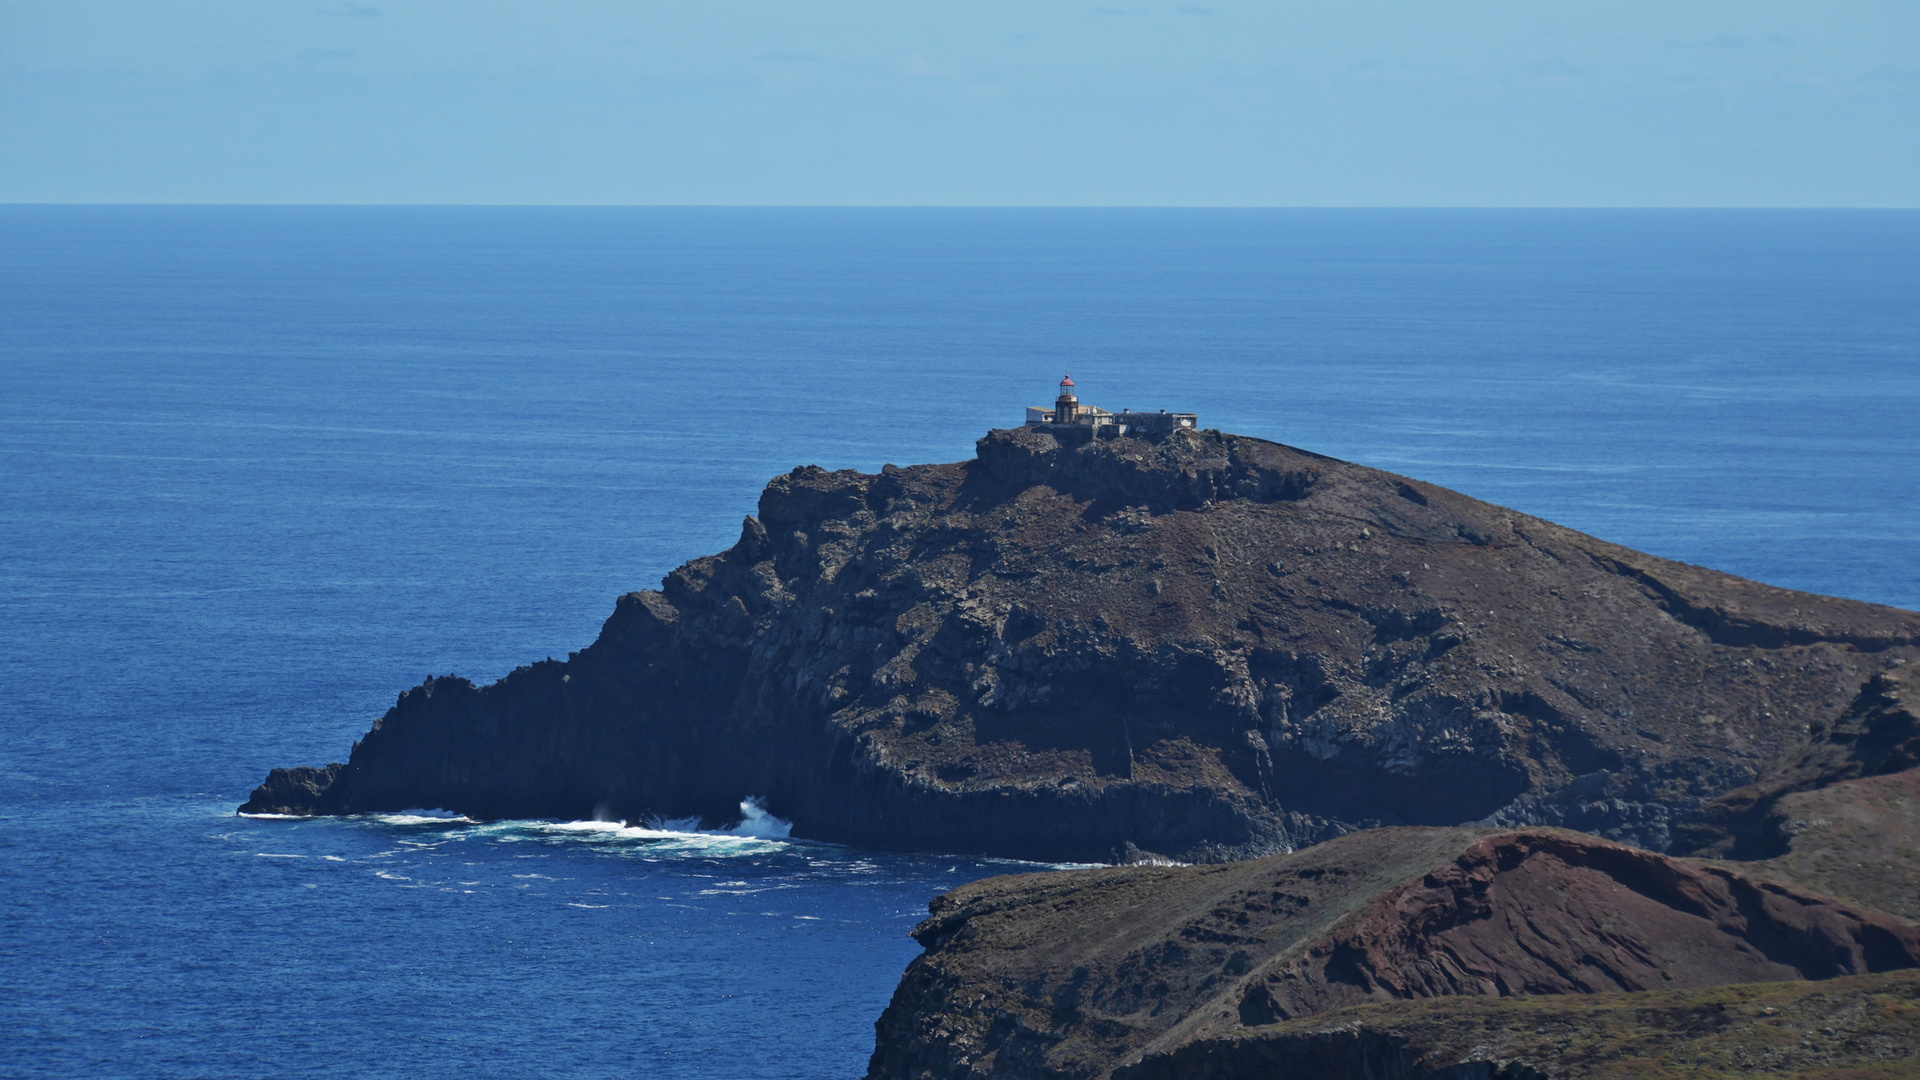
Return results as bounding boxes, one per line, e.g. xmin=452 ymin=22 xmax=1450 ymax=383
xmin=242 ymin=425 xmax=1920 ymax=863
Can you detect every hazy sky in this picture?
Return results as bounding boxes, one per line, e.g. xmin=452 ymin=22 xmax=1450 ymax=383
xmin=3 ymin=1 xmax=1915 ymax=205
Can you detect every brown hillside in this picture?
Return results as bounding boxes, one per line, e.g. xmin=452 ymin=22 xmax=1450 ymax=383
xmin=1116 ymin=971 xmax=1920 ymax=1080
xmin=865 ymin=828 xmax=1920 ymax=1080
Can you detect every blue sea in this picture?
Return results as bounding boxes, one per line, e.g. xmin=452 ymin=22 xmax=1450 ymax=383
xmin=2 ymin=207 xmax=1917 ymax=1078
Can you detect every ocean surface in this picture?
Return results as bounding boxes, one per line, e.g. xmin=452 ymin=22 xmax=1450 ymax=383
xmin=2 ymin=207 xmax=1916 ymax=1078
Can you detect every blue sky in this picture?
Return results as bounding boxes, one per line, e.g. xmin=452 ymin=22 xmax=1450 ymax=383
xmin=3 ymin=1 xmax=1915 ymax=205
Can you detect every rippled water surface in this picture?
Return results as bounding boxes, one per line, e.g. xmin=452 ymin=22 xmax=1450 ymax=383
xmin=2 ymin=207 xmax=1916 ymax=1078
xmin=10 ymin=795 xmax=1046 ymax=1079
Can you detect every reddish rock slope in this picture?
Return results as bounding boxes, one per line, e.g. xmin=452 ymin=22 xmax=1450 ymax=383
xmin=866 ymin=828 xmax=1920 ymax=1080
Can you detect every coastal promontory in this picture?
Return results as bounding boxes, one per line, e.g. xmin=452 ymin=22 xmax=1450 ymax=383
xmin=866 ymin=826 xmax=1920 ymax=1079
xmin=243 ymin=425 xmax=1920 ymax=864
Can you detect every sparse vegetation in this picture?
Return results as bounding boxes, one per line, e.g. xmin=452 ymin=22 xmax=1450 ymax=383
xmin=1122 ymin=972 xmax=1920 ymax=1080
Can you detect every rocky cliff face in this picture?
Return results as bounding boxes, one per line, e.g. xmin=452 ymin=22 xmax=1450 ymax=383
xmin=865 ymin=827 xmax=1920 ymax=1080
xmin=242 ymin=426 xmax=1920 ymax=863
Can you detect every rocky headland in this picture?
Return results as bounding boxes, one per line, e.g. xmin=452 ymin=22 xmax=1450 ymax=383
xmin=244 ymin=423 xmax=1920 ymax=1077
xmin=245 ymin=424 xmax=1920 ymax=865
xmin=866 ymin=827 xmax=1920 ymax=1079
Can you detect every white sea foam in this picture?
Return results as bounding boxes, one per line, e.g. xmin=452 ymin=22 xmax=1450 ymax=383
xmin=541 ymin=820 xmax=628 ymax=835
xmin=318 ymin=794 xmax=803 ymax=860
xmin=729 ymin=797 xmax=792 ymax=839
xmin=371 ymin=809 xmax=474 ymax=826
xmin=495 ymin=795 xmax=798 ymax=854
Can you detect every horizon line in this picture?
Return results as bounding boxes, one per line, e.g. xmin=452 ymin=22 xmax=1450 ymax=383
xmin=4 ymin=202 xmax=1917 ymax=211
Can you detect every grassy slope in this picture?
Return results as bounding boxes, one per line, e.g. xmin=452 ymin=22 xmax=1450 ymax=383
xmin=1129 ymin=972 xmax=1920 ymax=1079
xmin=1741 ymin=769 xmax=1920 ymax=923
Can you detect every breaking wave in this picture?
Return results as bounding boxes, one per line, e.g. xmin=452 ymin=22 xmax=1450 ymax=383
xmin=378 ymin=809 xmax=475 ymax=825
xmin=730 ymin=797 xmax=792 ymax=839
xmin=320 ymin=796 xmax=802 ymax=859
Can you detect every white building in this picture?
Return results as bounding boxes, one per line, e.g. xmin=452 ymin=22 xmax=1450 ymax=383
xmin=1024 ymin=376 xmax=1197 ymax=437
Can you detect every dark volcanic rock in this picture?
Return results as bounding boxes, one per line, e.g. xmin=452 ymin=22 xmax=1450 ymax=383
xmin=864 ymin=828 xmax=1920 ymax=1080
xmin=242 ymin=763 xmax=343 ymax=815
xmin=240 ymin=426 xmax=1920 ymax=862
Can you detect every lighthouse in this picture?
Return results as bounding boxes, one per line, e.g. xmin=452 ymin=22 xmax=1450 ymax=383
xmin=1054 ymin=376 xmax=1079 ymax=424
xmin=1020 ymin=377 xmax=1196 ymax=436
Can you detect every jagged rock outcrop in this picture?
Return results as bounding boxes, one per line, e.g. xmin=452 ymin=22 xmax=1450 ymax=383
xmin=242 ymin=425 xmax=1920 ymax=863
xmin=864 ymin=828 xmax=1920 ymax=1080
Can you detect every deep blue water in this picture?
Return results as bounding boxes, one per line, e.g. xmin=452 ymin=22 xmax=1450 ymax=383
xmin=2 ymin=207 xmax=1916 ymax=1078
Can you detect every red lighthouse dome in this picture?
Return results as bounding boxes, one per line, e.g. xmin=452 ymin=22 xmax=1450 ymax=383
xmin=1054 ymin=375 xmax=1080 ymax=423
